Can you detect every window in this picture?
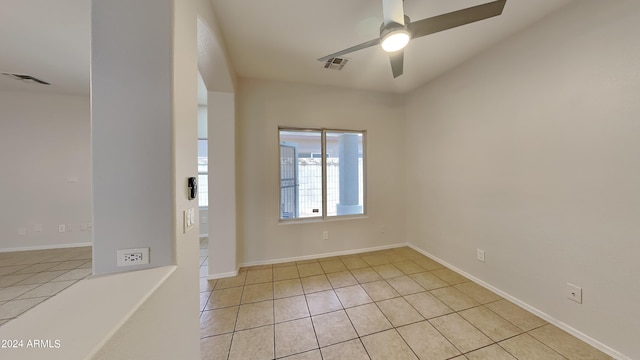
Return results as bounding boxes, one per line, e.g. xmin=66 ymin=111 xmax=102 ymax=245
xmin=279 ymin=128 xmax=365 ymax=221
xmin=197 ymin=139 xmax=208 ymax=207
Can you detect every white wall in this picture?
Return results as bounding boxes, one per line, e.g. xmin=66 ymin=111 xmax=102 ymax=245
xmin=237 ymin=79 xmax=406 ymax=264
xmin=207 ymin=91 xmax=236 ymax=276
xmin=197 ymin=105 xmax=207 ymax=138
xmin=193 ymin=0 xmax=239 ymax=277
xmin=0 ymin=91 xmax=91 ymax=251
xmin=88 ymin=0 xmax=201 ymax=358
xmin=405 ymin=1 xmax=640 ymax=358
xmin=92 ymin=0 xmax=175 ymax=275
xmin=199 ymin=208 xmax=209 ymax=236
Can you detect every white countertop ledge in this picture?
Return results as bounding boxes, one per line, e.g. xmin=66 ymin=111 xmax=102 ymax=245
xmin=0 ymin=266 xmax=176 ymax=360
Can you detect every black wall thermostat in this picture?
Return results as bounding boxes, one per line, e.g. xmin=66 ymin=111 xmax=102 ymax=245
xmin=188 ymin=177 xmax=198 ymax=200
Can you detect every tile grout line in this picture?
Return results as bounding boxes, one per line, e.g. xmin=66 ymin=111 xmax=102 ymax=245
xmin=271 ymin=266 xmax=276 ymax=360
xmin=224 ymin=268 xmax=248 ymax=360
xmin=199 ymin=246 xmax=609 ymax=360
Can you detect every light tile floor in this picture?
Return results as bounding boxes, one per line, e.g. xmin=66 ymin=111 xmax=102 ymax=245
xmin=0 ymin=246 xmax=92 ymax=326
xmin=0 ymin=242 xmax=614 ymax=359
xmin=199 ymin=245 xmax=613 ymax=360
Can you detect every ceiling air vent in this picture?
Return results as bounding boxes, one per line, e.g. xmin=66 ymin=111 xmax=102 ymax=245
xmin=323 ymin=57 xmax=349 ymax=71
xmin=1 ymin=73 xmax=51 ymax=85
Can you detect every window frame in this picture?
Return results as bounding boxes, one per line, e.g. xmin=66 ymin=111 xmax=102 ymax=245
xmin=278 ymin=127 xmax=367 ymax=223
xmin=197 ymin=138 xmax=208 ymax=209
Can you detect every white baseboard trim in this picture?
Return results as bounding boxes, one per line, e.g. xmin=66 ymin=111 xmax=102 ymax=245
xmin=207 ymin=270 xmax=238 ymax=280
xmin=0 ymin=242 xmax=92 ymax=253
xmin=406 ymin=244 xmax=630 ymax=360
xmin=205 ymin=242 xmax=408 ymax=280
xmin=240 ymin=242 xmax=408 ymax=268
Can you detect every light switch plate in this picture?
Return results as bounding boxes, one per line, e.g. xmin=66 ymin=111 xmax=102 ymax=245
xmin=184 ymin=208 xmax=195 ymax=233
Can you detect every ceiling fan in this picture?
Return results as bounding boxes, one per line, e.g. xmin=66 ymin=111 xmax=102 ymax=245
xmin=318 ymin=0 xmax=507 ymax=78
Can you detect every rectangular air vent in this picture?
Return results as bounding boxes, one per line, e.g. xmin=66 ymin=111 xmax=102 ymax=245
xmin=1 ymin=73 xmax=50 ymax=85
xmin=323 ymin=57 xmax=349 ymax=71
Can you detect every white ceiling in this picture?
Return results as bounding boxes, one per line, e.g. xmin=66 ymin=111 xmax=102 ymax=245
xmin=210 ymin=0 xmax=575 ymax=93
xmin=0 ymin=0 xmax=89 ymax=95
xmin=0 ymin=0 xmax=575 ymax=96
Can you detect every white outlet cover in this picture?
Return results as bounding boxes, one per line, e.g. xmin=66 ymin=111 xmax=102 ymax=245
xmin=566 ymin=283 xmax=582 ymax=304
xmin=476 ymin=249 xmax=485 ymax=262
xmin=117 ymin=247 xmax=150 ymax=267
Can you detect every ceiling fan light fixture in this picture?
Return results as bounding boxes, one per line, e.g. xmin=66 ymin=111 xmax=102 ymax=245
xmin=380 ymin=28 xmax=410 ymax=52
xmin=318 ymin=0 xmax=507 ymax=78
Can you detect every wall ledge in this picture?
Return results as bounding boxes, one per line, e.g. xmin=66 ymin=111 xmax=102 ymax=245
xmin=0 ymin=266 xmax=176 ymax=360
xmin=0 ymin=242 xmax=92 ymax=253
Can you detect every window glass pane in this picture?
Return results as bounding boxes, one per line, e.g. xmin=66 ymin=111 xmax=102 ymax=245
xmin=197 ymin=139 xmax=208 ymax=207
xmin=326 ymin=131 xmax=364 ymax=217
xmin=197 ymin=139 xmax=208 ymax=157
xmin=197 ymin=139 xmax=208 ymax=173
xmin=279 ymin=130 xmax=322 ymax=219
xmin=198 ymin=174 xmax=208 ymax=207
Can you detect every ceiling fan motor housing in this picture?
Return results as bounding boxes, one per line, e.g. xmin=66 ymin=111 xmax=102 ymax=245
xmin=379 ymin=15 xmax=411 ymax=36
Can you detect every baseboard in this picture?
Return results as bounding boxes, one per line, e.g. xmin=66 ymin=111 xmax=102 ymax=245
xmin=239 ymin=242 xmax=408 ymax=268
xmin=0 ymin=242 xmax=92 ymax=253
xmin=206 ymin=242 xmax=408 ymax=280
xmin=406 ymin=244 xmax=630 ymax=360
xmin=207 ymin=270 xmax=238 ymax=280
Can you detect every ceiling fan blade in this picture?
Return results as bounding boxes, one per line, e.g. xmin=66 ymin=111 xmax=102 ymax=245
xmin=407 ymin=0 xmax=506 ymax=39
xmin=318 ymin=38 xmax=380 ymax=62
xmin=389 ymin=50 xmax=404 ymax=78
xmin=383 ymin=0 xmax=406 ymax=26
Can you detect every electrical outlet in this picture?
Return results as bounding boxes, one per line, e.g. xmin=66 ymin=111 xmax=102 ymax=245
xmin=117 ymin=248 xmax=150 ymax=266
xmin=58 ymin=224 xmax=66 ymax=233
xmin=566 ymin=283 xmax=582 ymax=304
xmin=322 ymin=231 xmax=329 ymax=240
xmin=125 ymin=253 xmax=143 ymax=262
xmin=476 ymin=249 xmax=485 ymax=262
